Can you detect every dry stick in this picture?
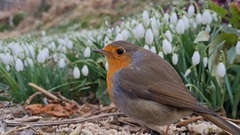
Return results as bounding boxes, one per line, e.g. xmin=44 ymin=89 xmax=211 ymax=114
xmin=28 ymin=83 xmax=59 ymax=102
xmin=5 ymin=112 xmax=123 ymax=126
xmin=176 ymin=116 xmax=203 ymax=127
xmin=1 ymin=125 xmax=31 ymax=135
xmin=25 ymin=92 xmax=42 ymax=104
xmin=223 ymin=117 xmax=240 ymax=123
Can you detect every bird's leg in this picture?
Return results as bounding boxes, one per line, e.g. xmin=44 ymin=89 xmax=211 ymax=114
xmin=165 ymin=125 xmax=169 ymax=135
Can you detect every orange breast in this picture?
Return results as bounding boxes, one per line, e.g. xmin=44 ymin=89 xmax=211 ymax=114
xmin=106 ymin=55 xmax=131 ymax=104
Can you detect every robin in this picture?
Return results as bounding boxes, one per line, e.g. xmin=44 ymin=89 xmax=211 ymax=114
xmin=94 ymin=40 xmax=240 ymax=134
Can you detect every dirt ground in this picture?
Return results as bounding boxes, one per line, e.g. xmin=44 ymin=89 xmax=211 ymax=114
xmin=0 ymin=101 xmax=231 ymax=135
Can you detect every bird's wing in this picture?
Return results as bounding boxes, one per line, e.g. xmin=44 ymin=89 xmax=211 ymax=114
xmin=115 ymin=67 xmax=216 ymax=115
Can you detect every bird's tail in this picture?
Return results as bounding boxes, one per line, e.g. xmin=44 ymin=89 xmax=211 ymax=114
xmin=198 ymin=112 xmax=240 ymax=135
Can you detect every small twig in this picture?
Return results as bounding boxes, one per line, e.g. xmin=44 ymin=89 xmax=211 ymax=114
xmin=222 ymin=117 xmax=240 ymax=124
xmin=25 ymin=92 xmax=42 ymax=104
xmin=28 ymin=83 xmax=59 ymax=102
xmin=176 ymin=116 xmax=203 ymax=127
xmin=5 ymin=112 xmax=123 ymax=126
xmin=91 ymin=106 xmax=117 ymax=115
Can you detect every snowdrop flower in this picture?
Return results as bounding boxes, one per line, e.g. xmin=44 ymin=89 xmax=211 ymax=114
xmin=15 ymin=58 xmax=24 ymax=72
xmin=202 ymin=10 xmax=212 ymax=25
xmin=192 ymin=51 xmax=200 ymax=65
xmin=37 ymin=49 xmax=48 ymax=63
xmin=50 ymin=42 xmax=56 ymax=50
xmin=142 ymin=10 xmax=150 ymax=26
xmin=133 ymin=23 xmax=145 ymax=40
xmin=172 ymin=53 xmax=178 ymax=65
xmin=121 ymin=29 xmax=129 ymax=40
xmin=203 ymin=57 xmax=208 ymax=67
xmin=41 ymin=30 xmax=46 ymax=37
xmin=184 ymin=68 xmax=191 ymax=77
xmin=84 ymin=47 xmax=91 ymax=58
xmin=150 ymin=17 xmax=160 ymax=37
xmin=81 ymin=65 xmax=89 ymax=76
xmin=66 ymin=39 xmax=73 ymax=49
xmin=205 ymin=25 xmax=211 ymax=32
xmin=165 ymin=30 xmax=172 ymax=43
xmin=115 ymin=33 xmax=124 ymax=41
xmin=235 ymin=41 xmax=240 ymax=55
xmin=58 ymin=58 xmax=66 ymax=68
xmin=9 ymin=43 xmax=24 ymax=59
xmin=73 ymin=67 xmax=81 ymax=79
xmin=196 ymin=13 xmax=202 ymax=24
xmin=187 ymin=4 xmax=195 ymax=17
xmin=170 ymin=12 xmax=178 ymax=24
xmin=145 ymin=29 xmax=154 ymax=45
xmin=105 ymin=62 xmax=109 ymax=71
xmin=182 ymin=15 xmax=189 ymax=30
xmin=216 ymin=62 xmax=226 ymax=77
xmin=5 ymin=65 xmax=10 ymax=71
xmin=150 ymin=46 xmax=157 ymax=54
xmin=164 ymin=13 xmax=170 ymax=23
xmin=143 ymin=45 xmax=150 ymax=50
xmin=0 ymin=53 xmax=14 ymax=65
xmin=158 ymin=51 xmax=164 ymax=58
xmin=162 ymin=39 xmax=172 ymax=54
xmin=176 ymin=19 xmax=185 ymax=34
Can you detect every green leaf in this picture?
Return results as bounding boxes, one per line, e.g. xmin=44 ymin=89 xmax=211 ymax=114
xmin=208 ymin=0 xmax=228 ymax=17
xmin=96 ymin=79 xmax=110 ymax=105
xmin=194 ymin=31 xmax=210 ymax=43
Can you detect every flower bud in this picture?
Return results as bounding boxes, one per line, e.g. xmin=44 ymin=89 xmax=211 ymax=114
xmin=182 ymin=15 xmax=189 ymax=30
xmin=15 ymin=58 xmax=24 ymax=72
xmin=184 ymin=68 xmax=191 ymax=77
xmin=142 ymin=10 xmax=150 ymax=26
xmin=133 ymin=23 xmax=145 ymax=40
xmin=172 ymin=53 xmax=178 ymax=65
xmin=58 ymin=58 xmax=66 ymax=68
xmin=196 ymin=13 xmax=202 ymax=24
xmin=187 ymin=4 xmax=195 ymax=17
xmin=216 ymin=62 xmax=226 ymax=77
xmin=235 ymin=41 xmax=240 ymax=55
xmin=73 ymin=67 xmax=81 ymax=79
xmin=121 ymin=29 xmax=129 ymax=40
xmin=192 ymin=51 xmax=200 ymax=65
xmin=145 ymin=29 xmax=154 ymax=45
xmin=81 ymin=65 xmax=89 ymax=76
xmin=202 ymin=10 xmax=212 ymax=25
xmin=115 ymin=33 xmax=124 ymax=41
xmin=203 ymin=57 xmax=208 ymax=67
xmin=105 ymin=62 xmax=109 ymax=71
xmin=143 ymin=45 xmax=150 ymax=50
xmin=176 ymin=19 xmax=185 ymax=34
xmin=165 ymin=30 xmax=172 ymax=43
xmin=162 ymin=39 xmax=172 ymax=55
xmin=158 ymin=51 xmax=164 ymax=58
xmin=84 ymin=47 xmax=91 ymax=58
xmin=170 ymin=12 xmax=178 ymax=24
xmin=150 ymin=46 xmax=157 ymax=54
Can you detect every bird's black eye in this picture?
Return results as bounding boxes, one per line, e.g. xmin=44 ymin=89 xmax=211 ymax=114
xmin=116 ymin=48 xmax=125 ymax=55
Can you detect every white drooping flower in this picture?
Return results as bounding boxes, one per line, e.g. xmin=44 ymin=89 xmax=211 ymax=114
xmin=81 ymin=65 xmax=89 ymax=76
xmin=150 ymin=46 xmax=157 ymax=54
xmin=184 ymin=68 xmax=191 ymax=77
xmin=143 ymin=45 xmax=150 ymax=50
xmin=142 ymin=10 xmax=150 ymax=26
xmin=182 ymin=15 xmax=189 ymax=30
xmin=202 ymin=10 xmax=212 ymax=25
xmin=172 ymin=53 xmax=178 ymax=65
xmin=58 ymin=58 xmax=66 ymax=68
xmin=145 ymin=29 xmax=154 ymax=45
xmin=84 ymin=47 xmax=91 ymax=58
xmin=158 ymin=51 xmax=164 ymax=58
xmin=176 ymin=19 xmax=185 ymax=34
xmin=73 ymin=67 xmax=81 ymax=79
xmin=165 ymin=30 xmax=172 ymax=43
xmin=196 ymin=13 xmax=202 ymax=24
xmin=15 ymin=58 xmax=24 ymax=72
xmin=37 ymin=50 xmax=47 ymax=63
xmin=133 ymin=23 xmax=145 ymax=40
xmin=170 ymin=12 xmax=178 ymax=24
xmin=162 ymin=39 xmax=172 ymax=55
xmin=187 ymin=4 xmax=195 ymax=17
xmin=203 ymin=57 xmax=208 ymax=67
xmin=121 ymin=29 xmax=129 ymax=40
xmin=164 ymin=13 xmax=170 ymax=23
xmin=235 ymin=41 xmax=240 ymax=55
xmin=192 ymin=51 xmax=200 ymax=65
xmin=66 ymin=39 xmax=73 ymax=49
xmin=24 ymin=57 xmax=34 ymax=67
xmin=5 ymin=65 xmax=10 ymax=71
xmin=9 ymin=43 xmax=24 ymax=59
xmin=0 ymin=53 xmax=14 ymax=65
xmin=150 ymin=17 xmax=160 ymax=37
xmin=217 ymin=62 xmax=226 ymax=77
xmin=115 ymin=33 xmax=124 ymax=41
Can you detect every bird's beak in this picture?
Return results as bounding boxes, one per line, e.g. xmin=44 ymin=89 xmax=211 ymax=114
xmin=93 ymin=49 xmax=108 ymax=55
